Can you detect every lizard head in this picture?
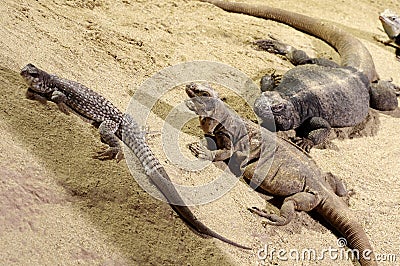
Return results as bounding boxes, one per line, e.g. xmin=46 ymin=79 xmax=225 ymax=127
xmin=254 ymin=91 xmax=299 ymax=131
xmin=185 ymin=82 xmax=220 ymax=116
xmin=20 ymin=63 xmax=53 ymax=93
xmin=379 ymin=9 xmax=400 ymax=39
xmin=185 ymin=82 xmax=219 ymax=98
xmin=185 ymin=83 xmax=224 ymax=134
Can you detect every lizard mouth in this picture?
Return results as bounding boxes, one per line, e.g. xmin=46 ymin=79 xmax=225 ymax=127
xmin=185 ymin=83 xmax=205 ymax=98
xmin=185 ymin=82 xmax=217 ymax=98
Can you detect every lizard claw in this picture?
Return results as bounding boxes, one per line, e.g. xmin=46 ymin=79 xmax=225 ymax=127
xmin=391 ymin=83 xmax=400 ymax=96
xmin=254 ymin=39 xmax=292 ymax=55
xmin=347 ymin=188 xmax=355 ymax=197
xmin=260 ymin=70 xmax=283 ymax=92
xmin=187 ymin=142 xmax=214 ymax=161
xmin=294 ymin=138 xmax=314 ymax=153
xmin=373 ymin=35 xmax=391 ymax=45
xmin=248 ymin=206 xmax=288 ymax=226
xmin=341 ymin=188 xmax=355 ymax=206
xmin=56 ymin=102 xmax=71 ymax=115
xmin=248 ymin=206 xmax=269 ymax=216
xmin=141 ymin=126 xmax=160 ymax=140
xmin=261 ymin=218 xmax=285 ymax=226
xmin=93 ymin=147 xmax=124 ymax=162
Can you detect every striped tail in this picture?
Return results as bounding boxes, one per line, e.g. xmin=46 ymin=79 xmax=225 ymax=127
xmin=317 ymin=193 xmax=377 ymax=266
xmin=120 ymin=113 xmax=251 ymax=250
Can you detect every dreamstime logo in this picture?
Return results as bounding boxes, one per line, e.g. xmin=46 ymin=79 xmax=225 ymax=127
xmin=336 ymin=237 xmax=347 ymax=248
xmin=256 ymin=237 xmax=386 ymax=264
xmin=122 ymin=61 xmax=277 ymax=205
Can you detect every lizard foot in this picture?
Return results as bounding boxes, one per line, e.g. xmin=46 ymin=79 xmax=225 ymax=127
xmin=187 ymin=142 xmax=214 ymax=161
xmin=342 ymin=189 xmax=355 ymax=206
xmin=373 ymin=35 xmax=393 ymax=46
xmin=393 ymin=83 xmax=400 ymax=96
xmin=56 ymin=102 xmax=71 ymax=115
xmin=254 ymin=38 xmax=293 ymax=55
xmin=248 ymin=207 xmax=288 ymax=226
xmin=93 ymin=147 xmax=124 ymax=162
xmin=293 ymin=138 xmax=314 ymax=153
xmin=347 ymin=189 xmax=355 ymax=197
xmin=26 ymin=89 xmax=48 ymax=104
xmin=260 ymin=70 xmax=282 ymax=92
xmin=141 ymin=125 xmax=160 ymax=140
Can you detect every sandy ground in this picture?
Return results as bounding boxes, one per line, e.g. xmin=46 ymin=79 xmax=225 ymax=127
xmin=1 ymin=0 xmax=399 ymax=265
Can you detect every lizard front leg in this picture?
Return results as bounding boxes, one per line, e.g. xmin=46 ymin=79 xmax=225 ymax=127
xmin=370 ymin=80 xmax=399 ymax=111
xmin=26 ymin=88 xmax=49 ymax=104
xmin=295 ymin=117 xmax=331 ymax=152
xmin=374 ymin=35 xmax=395 ymax=46
xmin=255 ymin=38 xmax=340 ymax=67
xmin=188 ymin=142 xmax=232 ymax=161
xmin=93 ymin=120 xmax=124 ymax=162
xmin=260 ymin=71 xmax=282 ymax=92
xmin=249 ymin=191 xmax=319 ymax=226
xmin=50 ymin=90 xmax=71 ymax=115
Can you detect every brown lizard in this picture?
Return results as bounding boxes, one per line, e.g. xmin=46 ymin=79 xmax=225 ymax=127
xmin=20 ymin=63 xmax=251 ymax=250
xmin=185 ymin=82 xmax=377 ymax=266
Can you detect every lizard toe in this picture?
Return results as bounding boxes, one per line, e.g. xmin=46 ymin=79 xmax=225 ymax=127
xmin=115 ymin=151 xmax=124 ymax=163
xmin=248 ymin=206 xmax=270 ymax=217
xmin=93 ymin=147 xmax=121 ymax=161
xmin=187 ymin=142 xmax=201 ymax=156
xmin=188 ymin=142 xmax=213 ymax=160
xmin=254 ymin=39 xmax=291 ymax=55
xmin=294 ymin=138 xmax=314 ymax=152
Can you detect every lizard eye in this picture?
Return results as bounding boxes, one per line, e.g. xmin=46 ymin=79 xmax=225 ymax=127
xmin=271 ymin=103 xmax=285 ymax=113
xmin=29 ymin=72 xmax=39 ymax=78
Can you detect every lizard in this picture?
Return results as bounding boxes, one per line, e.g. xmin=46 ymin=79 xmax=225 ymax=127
xmin=19 ymin=63 xmax=251 ymax=250
xmin=185 ymin=82 xmax=377 ymax=266
xmin=198 ymin=0 xmax=399 ymax=152
xmin=375 ymin=9 xmax=400 ymax=59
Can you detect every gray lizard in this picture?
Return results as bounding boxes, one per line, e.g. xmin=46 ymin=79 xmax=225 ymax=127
xmin=199 ymin=0 xmax=399 ymax=152
xmin=186 ymin=82 xmax=377 ymax=266
xmin=375 ymin=9 xmax=400 ymax=60
xmin=20 ymin=63 xmax=250 ymax=250
xmin=377 ymin=9 xmax=400 ymax=48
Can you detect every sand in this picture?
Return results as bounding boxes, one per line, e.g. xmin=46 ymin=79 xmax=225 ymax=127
xmin=0 ymin=0 xmax=399 ymax=265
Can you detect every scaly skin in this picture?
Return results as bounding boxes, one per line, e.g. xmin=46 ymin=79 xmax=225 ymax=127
xmin=186 ymin=83 xmax=377 ymax=266
xmin=20 ymin=63 xmax=251 ymax=250
xmin=199 ymin=0 xmax=399 ymax=151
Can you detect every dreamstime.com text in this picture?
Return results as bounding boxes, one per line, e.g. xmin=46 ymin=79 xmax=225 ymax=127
xmin=257 ymin=238 xmax=398 ymax=264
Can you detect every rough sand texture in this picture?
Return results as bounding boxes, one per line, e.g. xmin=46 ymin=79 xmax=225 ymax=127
xmin=1 ymin=0 xmax=399 ymax=265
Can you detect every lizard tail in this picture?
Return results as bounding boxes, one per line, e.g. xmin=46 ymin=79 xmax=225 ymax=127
xmin=151 ymin=167 xmax=252 ymax=250
xmin=199 ymin=0 xmax=379 ymax=82
xmin=317 ymin=195 xmax=377 ymax=266
xmin=121 ymin=114 xmax=251 ymax=250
